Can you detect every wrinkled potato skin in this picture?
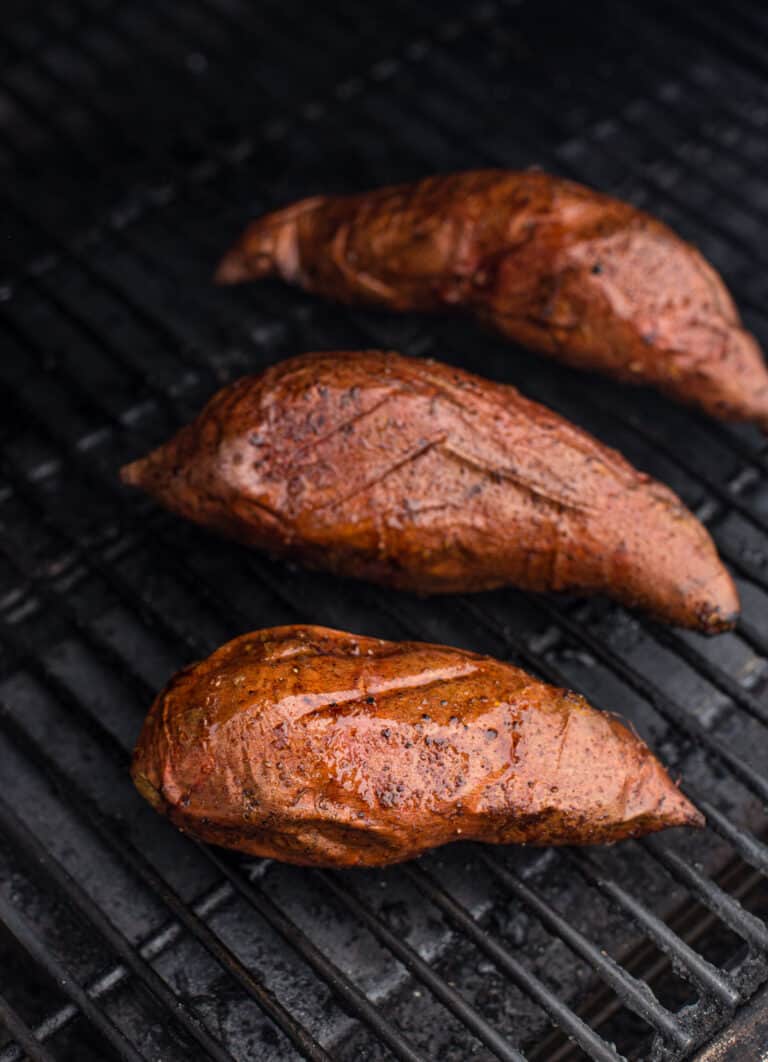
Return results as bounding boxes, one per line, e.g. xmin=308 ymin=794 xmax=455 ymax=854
xmin=216 ymin=170 xmax=768 ymax=428
xmin=122 ymin=351 xmax=738 ymax=632
xmin=131 ymin=625 xmax=702 ymax=867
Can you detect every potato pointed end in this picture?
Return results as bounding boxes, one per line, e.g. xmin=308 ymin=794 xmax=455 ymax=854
xmin=621 ymin=749 xmax=706 ymax=837
xmin=214 ymin=246 xmax=253 ymax=286
xmin=680 ymin=559 xmax=740 ymax=634
xmin=695 ymin=597 xmax=740 ymax=635
xmin=660 ymin=785 xmax=705 ymax=831
xmin=120 ymin=446 xmax=172 ymax=498
xmin=613 ymin=483 xmax=740 ymax=633
xmin=120 ymin=456 xmax=148 ymax=488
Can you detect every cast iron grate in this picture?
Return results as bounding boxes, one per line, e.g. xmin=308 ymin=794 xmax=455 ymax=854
xmin=0 ymin=1 xmax=767 ymax=1059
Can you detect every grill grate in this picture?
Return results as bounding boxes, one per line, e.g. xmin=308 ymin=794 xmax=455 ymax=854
xmin=1 ymin=1 xmax=767 ymax=1059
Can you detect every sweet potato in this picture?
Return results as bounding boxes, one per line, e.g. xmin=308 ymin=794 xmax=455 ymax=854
xmin=216 ymin=170 xmax=768 ymax=429
xmin=121 ymin=350 xmax=738 ymax=632
xmin=131 ymin=625 xmax=703 ymax=867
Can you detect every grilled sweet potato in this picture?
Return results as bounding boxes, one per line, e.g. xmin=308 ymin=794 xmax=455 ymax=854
xmin=131 ymin=625 xmax=702 ymax=866
xmin=121 ymin=350 xmax=738 ymax=632
xmin=216 ymin=170 xmax=768 ymax=429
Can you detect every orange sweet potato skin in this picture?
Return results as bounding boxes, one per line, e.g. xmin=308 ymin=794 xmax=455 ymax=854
xmin=131 ymin=625 xmax=702 ymax=867
xmin=216 ymin=170 xmax=768 ymax=429
xmin=122 ymin=350 xmax=738 ymax=632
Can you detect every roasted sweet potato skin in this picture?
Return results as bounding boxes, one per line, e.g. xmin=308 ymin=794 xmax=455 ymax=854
xmin=121 ymin=350 xmax=738 ymax=632
xmin=131 ymin=625 xmax=702 ymax=867
xmin=216 ymin=170 xmax=768 ymax=429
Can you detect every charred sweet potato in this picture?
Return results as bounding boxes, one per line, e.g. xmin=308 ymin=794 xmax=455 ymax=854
xmin=121 ymin=350 xmax=738 ymax=632
xmin=131 ymin=625 xmax=703 ymax=866
xmin=216 ymin=170 xmax=768 ymax=429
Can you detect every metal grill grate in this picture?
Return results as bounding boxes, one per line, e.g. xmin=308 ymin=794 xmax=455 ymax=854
xmin=0 ymin=1 xmax=767 ymax=1059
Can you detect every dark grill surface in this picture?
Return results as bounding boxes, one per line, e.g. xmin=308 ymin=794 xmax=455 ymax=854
xmin=1 ymin=1 xmax=767 ymax=1059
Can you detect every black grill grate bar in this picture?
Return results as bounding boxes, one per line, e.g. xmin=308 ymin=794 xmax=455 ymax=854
xmin=0 ymin=882 xmax=235 ymax=1062
xmin=529 ymin=596 xmax=768 ymax=804
xmin=0 ymin=72 xmax=105 ymax=179
xmin=695 ymin=801 xmax=768 ymax=877
xmin=316 ymin=870 xmax=529 ymax=1062
xmin=3 ymin=0 xmax=237 ymax=176
xmin=0 ymin=895 xmax=146 ymax=1062
xmin=0 ymin=37 xmax=110 ymax=176
xmin=134 ymin=0 xmax=326 ymax=114
xmin=1 ymin=0 xmax=255 ymax=182
xmin=617 ymin=0 xmax=767 ymax=119
xmin=665 ymin=0 xmax=768 ymax=84
xmin=0 ymin=41 xmax=237 ymax=282
xmin=0 ymin=994 xmax=56 ymax=1062
xmin=0 ymin=542 xmax=333 ymax=1059
xmin=0 ymin=704 xmax=334 ymax=1062
xmin=702 ymin=423 xmax=768 ymax=491
xmin=582 ymin=379 xmax=768 ymax=547
xmin=0 ymin=441 xmax=201 ymax=662
xmin=70 ymin=0 xmax=293 ymax=128
xmin=0 ymin=792 xmax=240 ymax=1062
xmin=611 ymin=0 xmax=768 ymax=189
xmin=562 ymin=852 xmax=739 ymax=1009
xmin=196 ymin=0 xmax=351 ymax=67
xmin=200 ymin=848 xmax=429 ymax=1062
xmin=2 ymin=188 xmax=217 ymax=384
xmin=641 ymin=837 xmax=768 ymax=952
xmin=730 ymin=0 xmax=768 ymax=36
xmin=640 ymin=620 xmax=768 ymax=729
xmin=403 ymin=864 xmax=625 ymax=1062
xmin=364 ymin=593 xmax=758 ymax=1009
xmin=476 ymin=851 xmax=689 ymax=1049
xmin=0 ymin=515 xmax=165 ymax=711
xmin=0 ymin=522 xmax=431 ymax=1062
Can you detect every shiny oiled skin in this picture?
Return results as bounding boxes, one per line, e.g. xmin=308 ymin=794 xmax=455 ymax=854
xmin=121 ymin=350 xmax=738 ymax=632
xmin=131 ymin=626 xmax=703 ymax=867
xmin=216 ymin=170 xmax=768 ymax=429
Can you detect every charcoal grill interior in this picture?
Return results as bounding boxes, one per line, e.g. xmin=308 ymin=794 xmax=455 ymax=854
xmin=1 ymin=1 xmax=768 ymax=1059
